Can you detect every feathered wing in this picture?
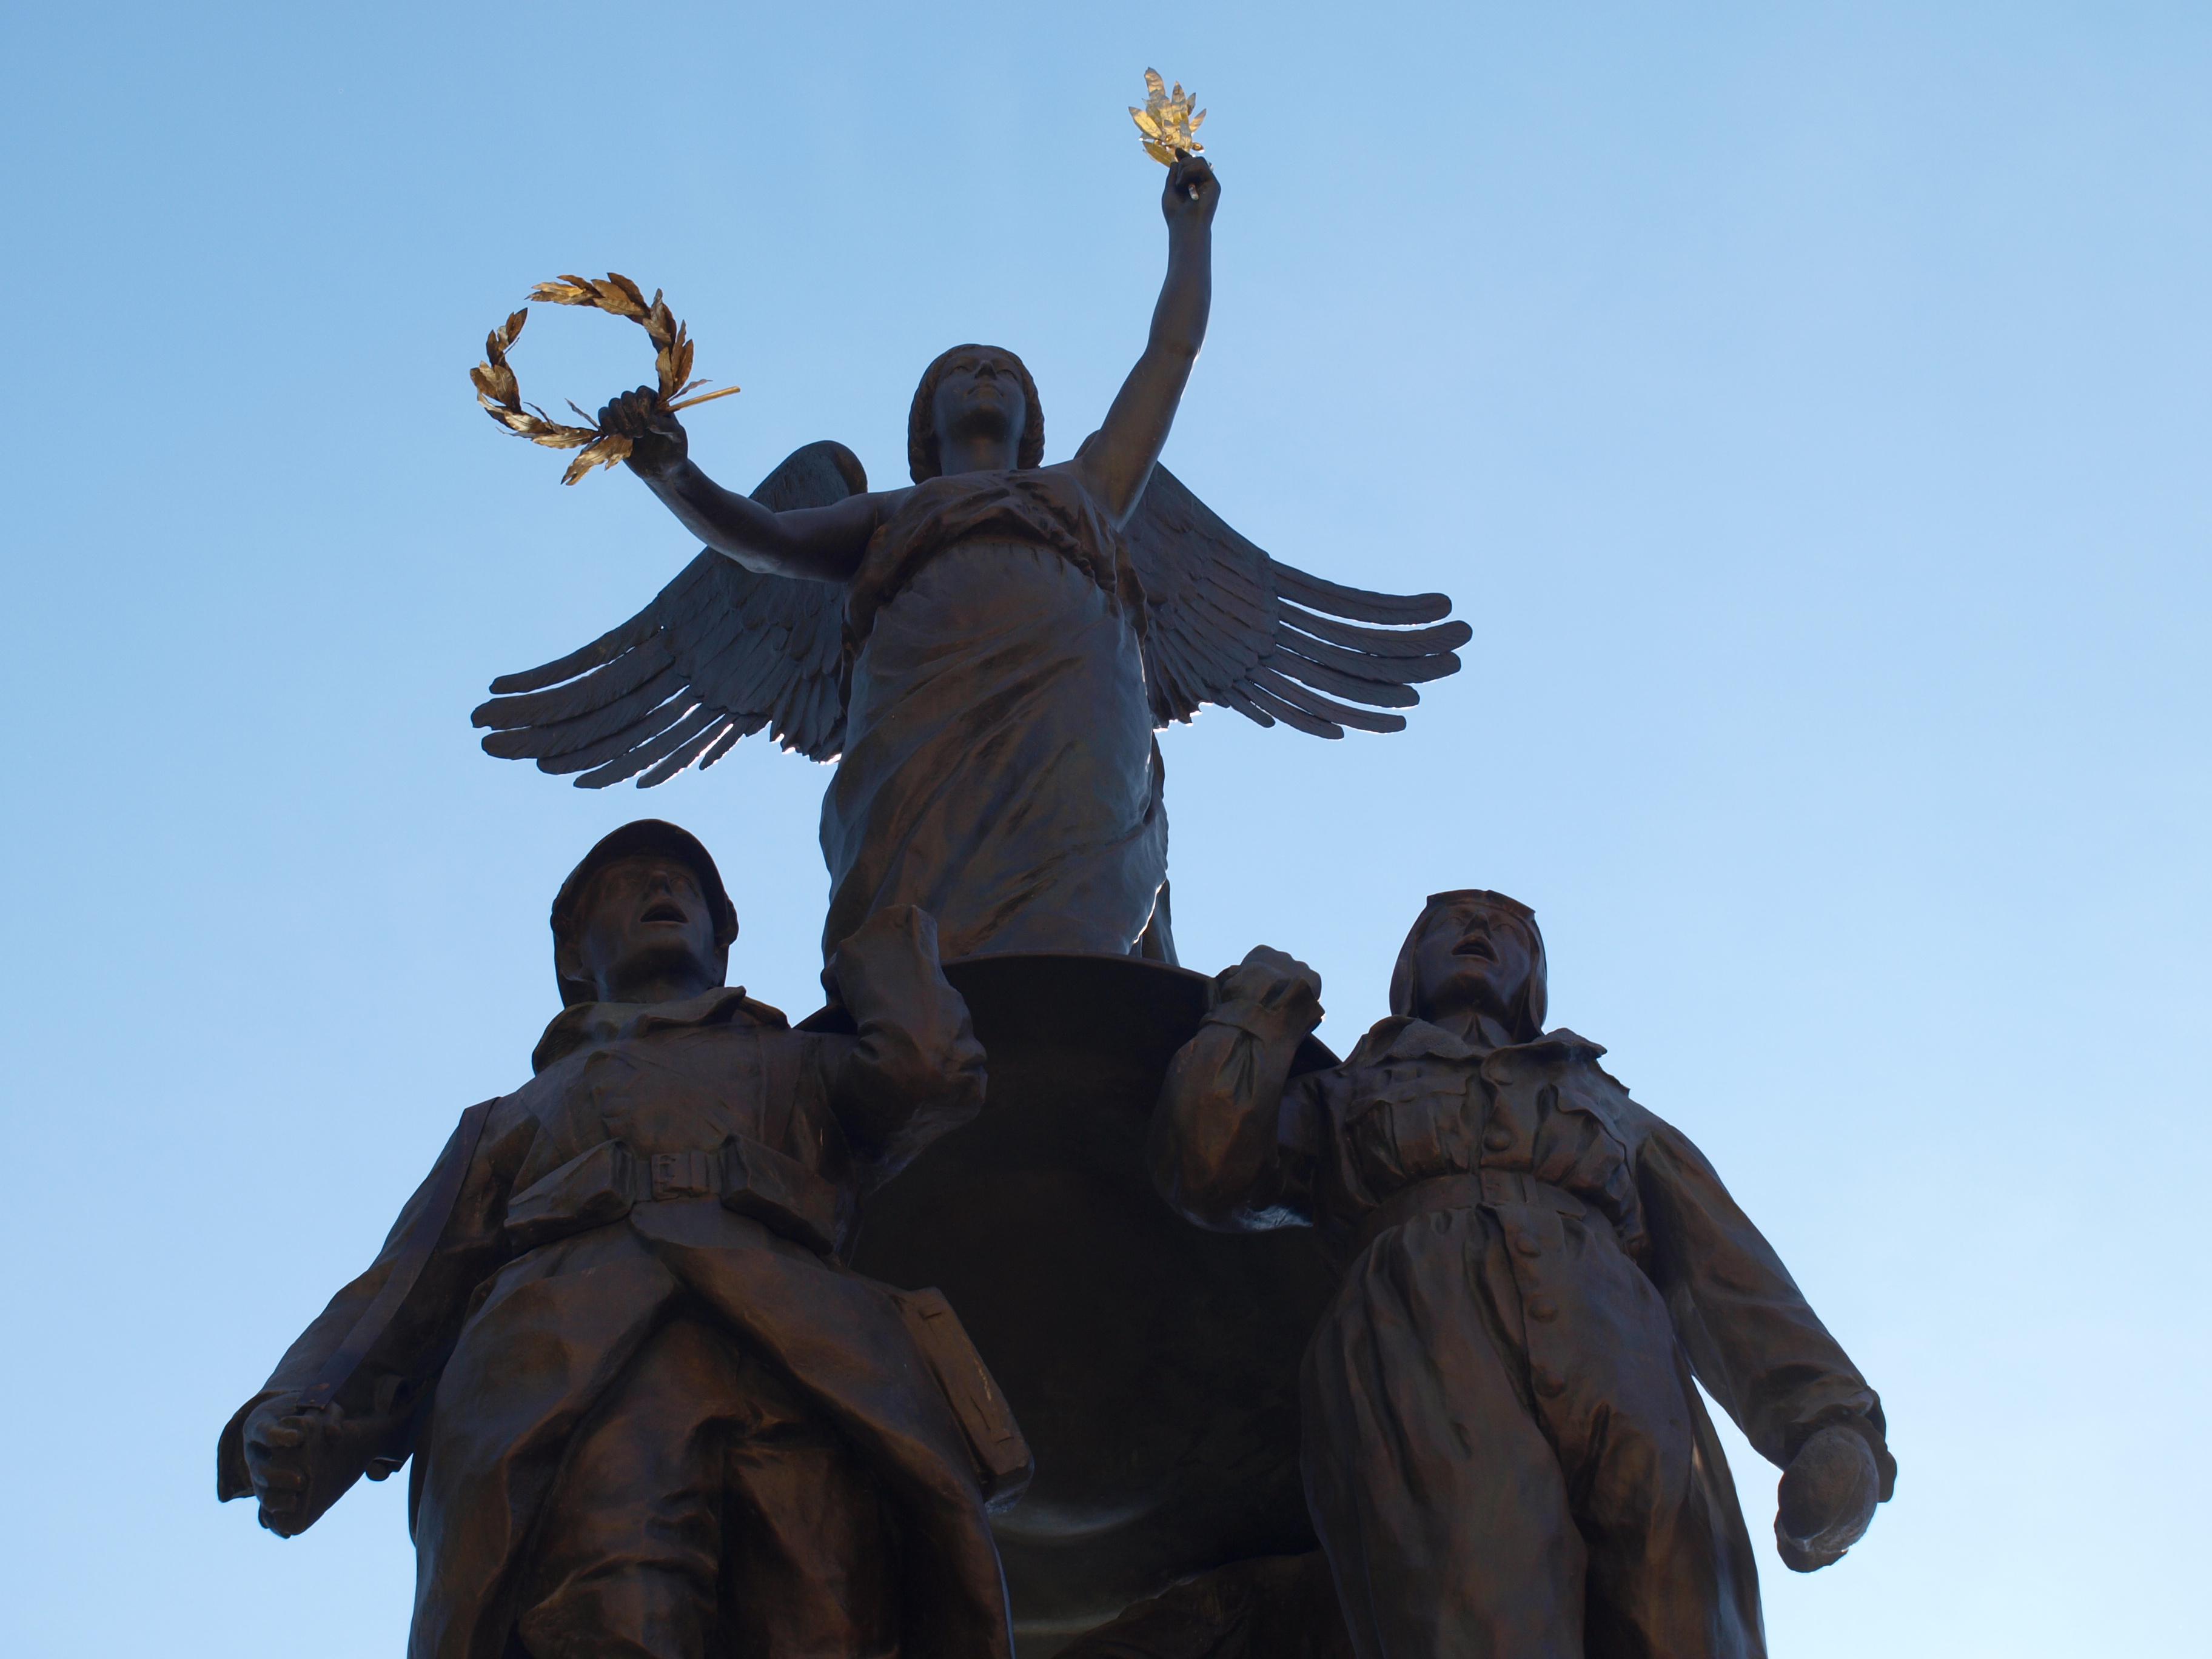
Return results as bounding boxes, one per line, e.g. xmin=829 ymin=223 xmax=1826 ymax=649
xmin=1121 ymin=457 xmax=1471 ymax=739
xmin=471 ymin=441 xmax=862 ymax=785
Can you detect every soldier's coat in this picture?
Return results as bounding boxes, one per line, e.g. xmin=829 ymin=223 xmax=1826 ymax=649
xmin=221 ymin=908 xmax=1012 ymax=1659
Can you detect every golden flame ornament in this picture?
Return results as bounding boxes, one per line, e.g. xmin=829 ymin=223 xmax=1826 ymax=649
xmin=470 ymin=274 xmax=741 ymax=485
xmin=1129 ymin=69 xmax=1205 ymax=167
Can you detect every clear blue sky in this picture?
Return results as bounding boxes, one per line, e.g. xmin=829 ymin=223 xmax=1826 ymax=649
xmin=4 ymin=3 xmax=2205 ymax=1654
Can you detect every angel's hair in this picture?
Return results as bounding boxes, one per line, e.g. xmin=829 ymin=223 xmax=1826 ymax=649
xmin=908 ymin=344 xmax=1045 ymax=483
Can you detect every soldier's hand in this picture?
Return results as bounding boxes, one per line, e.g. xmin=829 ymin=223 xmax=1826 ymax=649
xmin=1215 ymin=945 xmax=1323 ymax=1023
xmin=243 ymin=1396 xmax=332 ymax=1538
xmin=1775 ymin=1424 xmax=1881 ymax=1571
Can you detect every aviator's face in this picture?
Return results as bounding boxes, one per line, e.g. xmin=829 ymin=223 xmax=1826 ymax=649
xmin=1409 ymin=899 xmax=1534 ymax=1025
xmin=930 ymin=350 xmax=1028 ymax=463
xmin=571 ymin=855 xmax=719 ymax=997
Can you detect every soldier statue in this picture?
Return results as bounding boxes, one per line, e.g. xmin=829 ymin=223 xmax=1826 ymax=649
xmin=218 ymin=819 xmax=1027 ymax=1659
xmin=1150 ymin=889 xmax=1895 ymax=1658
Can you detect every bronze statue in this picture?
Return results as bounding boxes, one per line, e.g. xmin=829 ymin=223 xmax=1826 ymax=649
xmin=220 ymin=91 xmax=1902 ymax=1659
xmin=1151 ymin=890 xmax=1894 ymax=1658
xmin=469 ymin=156 xmax=1470 ymax=966
xmin=218 ymin=820 xmax=1027 ymax=1659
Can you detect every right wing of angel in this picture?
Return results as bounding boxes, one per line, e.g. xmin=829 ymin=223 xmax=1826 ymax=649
xmin=1119 ymin=458 xmax=1472 ymax=740
xmin=471 ymin=441 xmax=862 ymax=785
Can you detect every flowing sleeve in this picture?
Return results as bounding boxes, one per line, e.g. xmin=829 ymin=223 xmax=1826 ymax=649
xmin=1634 ymin=1113 xmax=1896 ymax=1495
xmin=825 ymin=905 xmax=988 ymax=1189
xmin=216 ymin=1097 xmax=533 ymax=1518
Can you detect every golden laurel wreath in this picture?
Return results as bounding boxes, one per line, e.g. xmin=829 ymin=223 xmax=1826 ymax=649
xmin=471 ymin=274 xmax=740 ymax=485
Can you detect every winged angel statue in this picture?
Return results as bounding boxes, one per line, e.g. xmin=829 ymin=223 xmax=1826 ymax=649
xmin=475 ymin=156 xmax=1467 ymax=965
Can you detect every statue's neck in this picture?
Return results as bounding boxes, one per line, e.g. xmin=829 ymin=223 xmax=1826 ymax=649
xmin=592 ymin=970 xmax=719 ymax=1008
xmin=1424 ymin=1007 xmax=1518 ymax=1051
xmin=937 ymin=436 xmax=1019 ymax=478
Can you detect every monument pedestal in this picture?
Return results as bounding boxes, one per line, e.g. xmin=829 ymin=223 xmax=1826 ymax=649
xmin=825 ymin=954 xmax=1339 ymax=1644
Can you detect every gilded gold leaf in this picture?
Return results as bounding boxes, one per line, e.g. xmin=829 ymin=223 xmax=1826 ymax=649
xmin=531 ymin=424 xmax=597 ymax=451
xmin=1130 ymin=66 xmax=1205 ymax=166
xmin=562 ymin=434 xmax=633 ymax=484
xmin=471 ymin=362 xmax=519 ymax=406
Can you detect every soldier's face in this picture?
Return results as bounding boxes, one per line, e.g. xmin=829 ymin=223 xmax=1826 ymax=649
xmin=1410 ymin=901 xmax=1533 ymax=1027
xmin=570 ymin=855 xmax=721 ymax=1000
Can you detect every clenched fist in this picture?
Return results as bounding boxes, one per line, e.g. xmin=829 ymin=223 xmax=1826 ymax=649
xmin=1775 ymin=1424 xmax=1883 ymax=1571
xmin=596 ymin=386 xmax=691 ymax=481
xmin=1213 ymin=944 xmax=1324 ymax=1028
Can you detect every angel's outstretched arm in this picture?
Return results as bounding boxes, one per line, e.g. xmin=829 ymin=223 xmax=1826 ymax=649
xmin=595 ymin=388 xmax=890 ymax=583
xmin=1081 ymin=156 xmax=1218 ymax=526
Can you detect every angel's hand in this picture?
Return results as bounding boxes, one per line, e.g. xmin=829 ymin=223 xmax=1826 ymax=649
xmin=597 ymin=387 xmax=689 ymax=481
xmin=1163 ymin=154 xmax=1219 ymax=232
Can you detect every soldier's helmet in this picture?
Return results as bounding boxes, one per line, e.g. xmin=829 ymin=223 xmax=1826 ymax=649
xmin=550 ymin=819 xmax=740 ymax=1007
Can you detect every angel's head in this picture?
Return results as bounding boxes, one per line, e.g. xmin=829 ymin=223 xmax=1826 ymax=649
xmin=1389 ymin=890 xmax=1548 ymax=1042
xmin=909 ymin=344 xmax=1045 ymax=482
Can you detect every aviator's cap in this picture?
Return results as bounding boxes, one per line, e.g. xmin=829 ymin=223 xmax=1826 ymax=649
xmin=1388 ymin=888 xmax=1547 ymax=1033
xmin=551 ymin=819 xmax=739 ymax=1002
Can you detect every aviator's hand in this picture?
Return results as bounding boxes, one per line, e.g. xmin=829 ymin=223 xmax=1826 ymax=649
xmin=1213 ymin=945 xmax=1323 ymax=1028
xmin=1775 ymin=1424 xmax=1882 ymax=1572
xmin=597 ymin=386 xmax=690 ymax=481
xmin=1163 ymin=154 xmax=1219 ymax=231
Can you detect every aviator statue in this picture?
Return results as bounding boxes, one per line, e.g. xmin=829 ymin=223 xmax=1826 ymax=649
xmin=1151 ymin=891 xmax=1894 ymax=1658
xmin=471 ymin=156 xmax=1470 ymax=966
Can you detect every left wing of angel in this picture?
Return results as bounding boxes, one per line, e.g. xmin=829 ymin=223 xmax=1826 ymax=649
xmin=470 ymin=441 xmax=862 ymax=785
xmin=1118 ymin=455 xmax=1471 ymax=739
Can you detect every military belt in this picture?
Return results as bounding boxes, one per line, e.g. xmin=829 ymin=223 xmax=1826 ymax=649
xmin=1351 ymin=1167 xmax=1586 ymax=1260
xmin=503 ymin=1135 xmax=849 ymax=1257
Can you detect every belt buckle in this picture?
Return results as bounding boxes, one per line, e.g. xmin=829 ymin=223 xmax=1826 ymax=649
xmin=1480 ymin=1168 xmax=1532 ymax=1207
xmin=649 ymin=1150 xmax=713 ymax=1201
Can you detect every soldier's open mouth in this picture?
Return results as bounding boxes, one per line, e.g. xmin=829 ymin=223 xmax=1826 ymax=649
xmin=642 ymin=902 xmax=688 ymax=925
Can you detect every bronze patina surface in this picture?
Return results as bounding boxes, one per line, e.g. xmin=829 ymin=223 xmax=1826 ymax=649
xmin=468 ymin=152 xmax=1469 ymax=969
xmin=1150 ymin=894 xmax=1895 ymax=1658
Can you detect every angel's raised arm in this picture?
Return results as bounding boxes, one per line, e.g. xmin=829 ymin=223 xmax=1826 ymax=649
xmin=1080 ymin=156 xmax=1219 ymax=526
xmin=597 ymin=388 xmax=890 ymax=583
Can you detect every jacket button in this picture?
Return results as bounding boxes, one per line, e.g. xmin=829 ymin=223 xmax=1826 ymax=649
xmin=1527 ymin=1294 xmax=1558 ymax=1322
xmin=1514 ymin=1234 xmax=1541 ymax=1258
xmin=1483 ymin=1127 xmax=1514 ymax=1152
xmin=1533 ymin=1365 xmax=1566 ymax=1398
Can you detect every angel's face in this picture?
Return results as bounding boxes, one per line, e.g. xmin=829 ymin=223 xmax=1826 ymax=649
xmin=930 ymin=350 xmax=1028 ymax=470
xmin=1408 ymin=899 xmax=1534 ymax=1029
